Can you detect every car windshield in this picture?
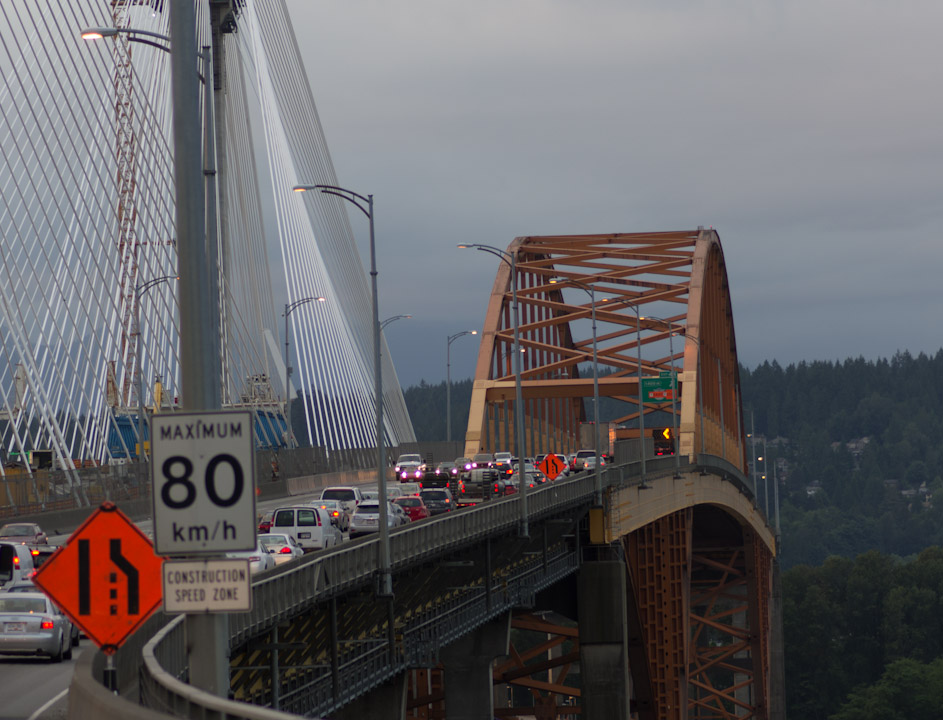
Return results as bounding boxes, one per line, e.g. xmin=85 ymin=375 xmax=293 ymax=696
xmin=473 ymin=454 xmax=492 ymax=463
xmin=422 ymin=491 xmax=447 ymax=500
xmin=355 ymin=504 xmax=380 ymax=515
xmin=0 ymin=596 xmax=46 ymax=613
xmin=397 ymin=455 xmax=421 ymax=464
xmin=259 ymin=536 xmax=290 ymax=549
xmin=321 ymin=489 xmax=355 ymax=502
xmin=0 ymin=524 xmax=33 ymax=536
xmin=397 ymin=498 xmax=420 ymax=507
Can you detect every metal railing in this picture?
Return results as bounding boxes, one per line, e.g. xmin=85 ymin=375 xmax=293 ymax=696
xmin=136 ymin=455 xmax=750 ymax=719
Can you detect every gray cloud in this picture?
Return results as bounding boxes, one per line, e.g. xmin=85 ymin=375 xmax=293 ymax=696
xmin=284 ymin=0 xmax=943 ymax=386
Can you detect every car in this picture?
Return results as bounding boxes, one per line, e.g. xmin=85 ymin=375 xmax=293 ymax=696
xmin=0 ymin=591 xmax=74 ymax=661
xmin=0 ymin=542 xmax=35 ymax=590
xmin=3 ymin=581 xmax=81 ymax=647
xmin=362 ymin=485 xmax=405 ymax=502
xmin=393 ymin=453 xmax=424 ymax=481
xmin=27 ymin=544 xmax=60 ymax=571
xmin=582 ymin=455 xmax=606 ymax=472
xmin=226 ymin=540 xmax=276 ymax=574
xmin=0 ymin=523 xmax=48 ymax=545
xmin=419 ymin=488 xmax=455 ymax=515
xmin=393 ymin=496 xmax=430 ymax=522
xmin=349 ymin=501 xmax=405 ymax=539
xmin=434 ymin=461 xmax=457 ymax=478
xmin=398 ymin=482 xmax=422 ymax=496
xmin=2 ymin=579 xmax=38 ymax=593
xmin=271 ymin=506 xmax=342 ymax=551
xmin=319 ymin=486 xmax=365 ymax=517
xmin=471 ymin=453 xmax=494 ymax=470
xmin=360 ymin=488 xmax=381 ymax=503
xmin=513 ymin=461 xmax=548 ymax=484
xmin=570 ymin=449 xmax=597 ymax=472
xmin=257 ymin=511 xmax=274 ymax=534
xmin=314 ymin=499 xmax=350 ymax=532
xmin=258 ymin=533 xmax=305 ymax=565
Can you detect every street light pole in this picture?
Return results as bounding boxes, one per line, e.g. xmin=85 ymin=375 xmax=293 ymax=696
xmin=292 ymin=184 xmax=393 ymax=594
xmin=447 ymin=330 xmax=477 ymax=444
xmin=550 ymin=278 xmax=602 ymax=504
xmin=633 ymin=305 xmax=647 ymax=487
xmin=459 ymin=244 xmax=527 ymax=537
xmin=283 ymin=297 xmax=326 ymax=448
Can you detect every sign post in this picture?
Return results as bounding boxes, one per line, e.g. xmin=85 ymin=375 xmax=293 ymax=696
xmin=151 ymin=409 xmax=257 ymax=698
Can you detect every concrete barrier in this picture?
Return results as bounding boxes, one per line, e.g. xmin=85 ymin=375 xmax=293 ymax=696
xmin=287 ymin=468 xmax=384 ymax=496
xmin=69 ymin=646 xmax=169 ymax=720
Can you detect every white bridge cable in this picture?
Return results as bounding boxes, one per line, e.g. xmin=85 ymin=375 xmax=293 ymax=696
xmin=0 ymin=0 xmax=414 ymax=473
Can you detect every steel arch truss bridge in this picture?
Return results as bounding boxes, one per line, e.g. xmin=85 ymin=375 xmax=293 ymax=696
xmin=0 ymin=0 xmax=414 ymax=506
xmin=465 ymin=230 xmax=745 ymax=471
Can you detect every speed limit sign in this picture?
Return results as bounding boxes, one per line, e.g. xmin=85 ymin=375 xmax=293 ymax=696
xmin=151 ymin=410 xmax=256 ymax=555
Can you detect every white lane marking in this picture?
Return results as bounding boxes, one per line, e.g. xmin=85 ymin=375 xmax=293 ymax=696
xmin=27 ymin=686 xmax=68 ymax=720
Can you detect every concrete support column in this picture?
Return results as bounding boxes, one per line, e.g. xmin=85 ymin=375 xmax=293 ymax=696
xmin=441 ymin=613 xmax=511 ymax=720
xmin=333 ymin=673 xmax=407 ymax=720
xmin=579 ymin=560 xmax=631 ymax=720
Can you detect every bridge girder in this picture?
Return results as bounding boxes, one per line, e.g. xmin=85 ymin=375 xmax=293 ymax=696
xmin=463 ymin=230 xmax=745 ymax=473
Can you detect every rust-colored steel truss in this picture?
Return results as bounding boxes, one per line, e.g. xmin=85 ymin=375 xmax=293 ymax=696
xmin=624 ymin=508 xmax=773 ymax=720
xmin=463 ymin=230 xmax=745 ymax=471
xmin=405 ymin=611 xmax=581 ymax=720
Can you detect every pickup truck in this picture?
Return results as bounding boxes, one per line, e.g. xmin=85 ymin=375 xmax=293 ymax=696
xmin=394 ymin=453 xmax=424 ymax=481
xmin=455 ymin=466 xmax=508 ymax=507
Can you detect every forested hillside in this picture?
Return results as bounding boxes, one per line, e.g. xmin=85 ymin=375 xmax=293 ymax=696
xmin=740 ymin=351 xmax=943 ymax=567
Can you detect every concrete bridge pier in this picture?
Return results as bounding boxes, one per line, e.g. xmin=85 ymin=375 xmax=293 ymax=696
xmin=441 ymin=613 xmax=511 ymax=720
xmin=334 ymin=673 xmax=408 ymax=720
xmin=579 ymin=560 xmax=632 ymax=720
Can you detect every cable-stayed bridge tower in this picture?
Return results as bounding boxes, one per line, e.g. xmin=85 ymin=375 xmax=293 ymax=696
xmin=0 ymin=0 xmax=414 ymax=500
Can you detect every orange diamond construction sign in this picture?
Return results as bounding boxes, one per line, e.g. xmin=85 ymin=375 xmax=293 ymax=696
xmin=33 ymin=502 xmax=165 ymax=654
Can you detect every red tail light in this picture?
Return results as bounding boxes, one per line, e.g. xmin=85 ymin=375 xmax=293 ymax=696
xmin=31 ymin=549 xmax=40 ymax=556
xmin=41 ymin=618 xmax=54 ymax=629
xmin=12 ymin=556 xmax=19 ymax=567
xmin=279 ymin=547 xmax=292 ymax=554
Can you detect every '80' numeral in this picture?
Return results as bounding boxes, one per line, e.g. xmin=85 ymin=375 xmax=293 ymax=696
xmin=160 ymin=454 xmax=244 ymax=510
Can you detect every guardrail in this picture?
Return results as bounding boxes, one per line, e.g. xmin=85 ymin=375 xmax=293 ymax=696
xmin=102 ymin=456 xmax=754 ymax=719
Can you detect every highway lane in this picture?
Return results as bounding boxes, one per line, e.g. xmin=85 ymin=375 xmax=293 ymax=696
xmin=8 ymin=489 xmax=332 ymax=720
xmin=0 ymin=646 xmax=87 ymax=720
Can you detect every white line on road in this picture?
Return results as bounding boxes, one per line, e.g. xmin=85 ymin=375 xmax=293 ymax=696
xmin=27 ymin=687 xmax=68 ymax=720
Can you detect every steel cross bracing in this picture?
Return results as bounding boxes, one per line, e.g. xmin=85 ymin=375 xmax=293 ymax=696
xmin=0 ymin=0 xmax=414 ymax=505
xmin=464 ymin=230 xmax=744 ymax=474
xmin=136 ymin=456 xmax=776 ymax=720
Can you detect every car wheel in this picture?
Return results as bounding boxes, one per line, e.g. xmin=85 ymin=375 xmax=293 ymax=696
xmin=63 ymin=639 xmax=73 ymax=661
xmin=50 ymin=633 xmax=64 ymax=663
xmin=71 ymin=625 xmax=80 ymax=647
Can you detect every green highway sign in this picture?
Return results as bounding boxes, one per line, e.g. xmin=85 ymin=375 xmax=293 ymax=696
xmin=642 ymin=376 xmax=676 ymax=402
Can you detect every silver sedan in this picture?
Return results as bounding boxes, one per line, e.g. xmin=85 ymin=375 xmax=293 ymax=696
xmin=0 ymin=592 xmax=74 ymax=662
xmin=258 ymin=533 xmax=305 ymax=565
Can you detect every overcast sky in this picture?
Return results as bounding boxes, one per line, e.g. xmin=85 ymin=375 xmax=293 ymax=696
xmin=283 ymin=0 xmax=943 ymax=390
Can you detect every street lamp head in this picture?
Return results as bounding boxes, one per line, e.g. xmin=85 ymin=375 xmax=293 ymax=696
xmin=292 ymin=185 xmax=312 ymax=193
xmin=80 ymin=27 xmax=117 ymax=40
xmin=471 ymin=330 xmax=478 ymax=335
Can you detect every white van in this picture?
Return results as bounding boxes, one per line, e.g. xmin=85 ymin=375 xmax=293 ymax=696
xmin=0 ymin=542 xmax=35 ymax=589
xmin=271 ymin=506 xmax=342 ymax=552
